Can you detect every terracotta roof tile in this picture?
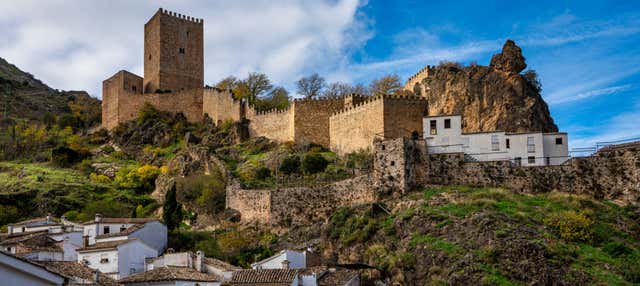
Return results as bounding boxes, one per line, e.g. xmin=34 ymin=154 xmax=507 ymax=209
xmin=38 ymin=261 xmax=118 ymax=286
xmin=228 ymin=269 xmax=298 ymax=284
xmin=118 ymin=266 xmax=220 ymax=284
xmin=0 ymin=230 xmax=49 ymax=244
xmin=77 ymin=238 xmax=136 ymax=252
xmin=204 ymin=257 xmax=242 ymax=271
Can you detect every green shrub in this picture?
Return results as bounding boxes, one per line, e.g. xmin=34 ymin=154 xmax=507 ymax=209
xmin=602 ymin=241 xmax=632 ymax=257
xmin=115 ymin=165 xmax=161 ymax=193
xmin=0 ymin=205 xmax=20 ymax=226
xmin=195 ymin=238 xmax=221 ymax=258
xmin=279 ymin=155 xmax=301 ymax=175
xmin=51 ymin=146 xmax=82 ymax=167
xmin=90 ymin=173 xmax=112 ymax=184
xmin=137 ymin=102 xmax=160 ymax=124
xmin=544 ymin=210 xmax=593 ymax=242
xmin=180 ymin=173 xmax=226 ymax=214
xmin=255 ymin=167 xmax=272 ymax=180
xmin=302 ymin=153 xmax=329 ymax=174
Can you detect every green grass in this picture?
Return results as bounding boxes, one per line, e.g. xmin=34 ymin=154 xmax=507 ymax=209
xmin=409 ymin=233 xmax=462 ymax=255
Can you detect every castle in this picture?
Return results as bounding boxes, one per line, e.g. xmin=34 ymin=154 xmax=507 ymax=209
xmin=102 ymin=8 xmax=428 ymax=154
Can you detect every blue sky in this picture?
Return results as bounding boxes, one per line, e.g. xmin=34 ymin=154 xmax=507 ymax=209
xmin=0 ymin=0 xmax=638 ymax=149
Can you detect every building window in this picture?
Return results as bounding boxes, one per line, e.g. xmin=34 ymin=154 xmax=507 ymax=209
xmin=528 ymin=156 xmax=536 ymax=164
xmin=430 ymin=120 xmax=437 ymax=135
xmin=103 ymin=226 xmax=110 ymax=234
xmin=381 ymin=145 xmax=385 ymax=150
xmin=555 ymin=137 xmax=563 ymax=145
xmin=546 ymin=157 xmax=551 ymax=165
xmin=100 ymin=254 xmax=109 ymax=263
xmin=179 ymin=47 xmax=185 ymax=54
xmin=132 ymin=86 xmax=137 ymax=92
xmin=527 ymin=136 xmax=535 ymax=153
xmin=148 ymin=54 xmax=151 ymax=60
xmin=491 ymin=135 xmax=499 ymax=151
xmin=506 ymin=138 xmax=510 ymax=149
xmin=514 ymin=157 xmax=521 ymax=166
xmin=444 ymin=119 xmax=451 ymax=129
xmin=390 ymin=161 xmax=395 ymax=166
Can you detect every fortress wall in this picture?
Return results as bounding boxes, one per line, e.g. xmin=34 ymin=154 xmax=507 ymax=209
xmin=202 ymin=88 xmax=242 ymax=123
xmin=329 ymin=97 xmax=385 ymax=154
xmin=105 ymin=88 xmax=204 ymax=129
xmin=404 ymin=65 xmax=433 ymax=96
xmin=246 ymin=106 xmax=295 ymax=142
xmin=382 ymin=96 xmax=428 ymax=138
xmin=225 ymin=186 xmax=272 ymax=223
xmin=226 ymin=176 xmax=376 ymax=225
xmin=293 ymin=98 xmax=346 ymax=146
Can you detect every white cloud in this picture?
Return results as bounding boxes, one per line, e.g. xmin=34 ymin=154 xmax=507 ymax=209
xmin=0 ymin=0 xmax=367 ymax=98
xmin=569 ymin=100 xmax=640 ymax=149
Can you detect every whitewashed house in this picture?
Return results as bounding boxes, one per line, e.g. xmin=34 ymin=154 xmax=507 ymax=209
xmin=251 ymin=249 xmax=314 ymax=270
xmin=423 ymin=114 xmax=569 ymax=166
xmin=1 ymin=215 xmax=84 ymax=261
xmin=77 ymin=238 xmax=158 ymax=279
xmin=0 ymin=251 xmax=65 ymax=286
xmin=119 ymin=251 xmax=224 ymax=286
xmin=146 ymin=250 xmax=240 ymax=281
xmin=82 ymin=214 xmax=167 ymax=252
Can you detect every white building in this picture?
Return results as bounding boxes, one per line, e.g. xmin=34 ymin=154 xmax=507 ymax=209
xmin=77 ymin=238 xmax=158 ymax=279
xmin=146 ymin=250 xmax=240 ymax=281
xmin=423 ymin=114 xmax=569 ymax=166
xmin=82 ymin=214 xmax=167 ymax=251
xmin=2 ymin=215 xmax=84 ymax=262
xmin=0 ymin=251 xmax=65 ymax=286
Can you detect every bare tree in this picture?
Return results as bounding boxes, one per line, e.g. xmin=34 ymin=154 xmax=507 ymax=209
xmin=323 ymin=82 xmax=370 ymax=97
xmin=296 ymin=73 xmax=326 ymax=98
xmin=369 ymin=74 xmax=402 ymax=96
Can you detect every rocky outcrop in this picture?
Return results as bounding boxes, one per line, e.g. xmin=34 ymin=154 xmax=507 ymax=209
xmin=415 ymin=40 xmax=557 ymax=133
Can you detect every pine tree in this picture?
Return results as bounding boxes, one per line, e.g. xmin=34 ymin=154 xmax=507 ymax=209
xmin=163 ymin=184 xmax=183 ymax=231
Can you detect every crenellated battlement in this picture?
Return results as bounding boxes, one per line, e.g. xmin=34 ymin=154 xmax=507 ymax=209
xmin=158 ymin=8 xmax=203 ymax=24
xmin=404 ymin=65 xmax=435 ymax=92
xmin=331 ymin=94 xmax=427 ymax=116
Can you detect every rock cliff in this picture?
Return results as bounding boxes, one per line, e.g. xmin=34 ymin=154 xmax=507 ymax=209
xmin=415 ymin=40 xmax=558 ymax=133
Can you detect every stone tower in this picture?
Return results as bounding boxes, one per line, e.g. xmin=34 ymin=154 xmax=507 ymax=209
xmin=143 ymin=8 xmax=204 ymax=93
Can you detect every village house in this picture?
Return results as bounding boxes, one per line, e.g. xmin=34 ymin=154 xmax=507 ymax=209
xmin=38 ymin=261 xmax=119 ymax=286
xmin=0 ymin=251 xmax=66 ymax=286
xmin=423 ymin=114 xmax=569 ymax=166
xmin=1 ymin=215 xmax=84 ymax=261
xmin=119 ymin=251 xmax=225 ymax=286
xmin=82 ymin=214 xmax=167 ymax=251
xmin=225 ymin=269 xmax=300 ymax=286
xmin=76 ymin=238 xmax=158 ymax=279
xmin=146 ymin=250 xmax=241 ymax=281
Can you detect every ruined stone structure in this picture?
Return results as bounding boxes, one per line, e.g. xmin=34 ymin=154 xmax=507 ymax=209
xmin=102 ymin=9 xmax=428 ymax=154
xmin=403 ymin=65 xmax=434 ymax=96
xmin=375 ymin=138 xmax=640 ymax=205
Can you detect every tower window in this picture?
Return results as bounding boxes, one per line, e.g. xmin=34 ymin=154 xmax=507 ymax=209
xmin=555 ymin=137 xmax=563 ymax=145
xmin=444 ymin=119 xmax=451 ymax=129
xmin=506 ymin=138 xmax=510 ymax=149
xmin=148 ymin=54 xmax=151 ymax=60
xmin=179 ymin=48 xmax=185 ymax=54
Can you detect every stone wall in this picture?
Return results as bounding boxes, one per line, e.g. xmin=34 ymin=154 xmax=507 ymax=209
xmin=246 ymin=106 xmax=295 ymax=142
xmin=403 ymin=65 xmax=434 ymax=95
xmin=102 ymin=87 xmax=204 ymax=130
xmin=202 ymin=88 xmax=242 ymax=124
xmin=329 ymin=96 xmax=427 ymax=155
xmin=293 ymin=98 xmax=346 ymax=146
xmin=380 ymin=138 xmax=640 ymax=205
xmin=330 ymin=97 xmax=384 ymax=155
xmin=226 ymin=176 xmax=376 ymax=225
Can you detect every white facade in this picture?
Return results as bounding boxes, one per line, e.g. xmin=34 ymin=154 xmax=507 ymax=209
xmin=94 ymin=221 xmax=168 ymax=253
xmin=78 ymin=239 xmax=158 ymax=279
xmin=0 ymin=252 xmax=65 ymax=286
xmin=251 ymin=250 xmax=307 ymax=270
xmin=423 ymin=115 xmax=569 ymax=166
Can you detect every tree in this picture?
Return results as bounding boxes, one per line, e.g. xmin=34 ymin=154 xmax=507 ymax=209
xmin=324 ymin=82 xmax=353 ymax=97
xmin=369 ymin=74 xmax=402 ymax=96
xmin=302 ymin=153 xmax=329 ymax=174
xmin=244 ymin=72 xmax=273 ymax=104
xmin=163 ymin=184 xmax=184 ymax=231
xmin=215 ymin=76 xmax=240 ymax=90
xmin=253 ymin=86 xmax=290 ymax=111
xmin=296 ymin=73 xmax=326 ymax=98
xmin=523 ymin=70 xmax=542 ymax=93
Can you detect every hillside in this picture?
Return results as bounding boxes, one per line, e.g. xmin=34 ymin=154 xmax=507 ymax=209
xmin=0 ymin=57 xmax=101 ymax=124
xmin=414 ymin=40 xmax=558 ymax=133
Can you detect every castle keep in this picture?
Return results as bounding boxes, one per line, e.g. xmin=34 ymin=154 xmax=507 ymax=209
xmin=102 ymin=9 xmax=428 ymax=153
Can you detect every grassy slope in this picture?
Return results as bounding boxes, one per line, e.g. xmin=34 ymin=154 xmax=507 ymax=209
xmin=325 ymin=186 xmax=640 ymax=285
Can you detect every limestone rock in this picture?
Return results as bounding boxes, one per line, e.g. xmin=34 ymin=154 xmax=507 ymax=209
xmin=417 ymin=40 xmax=557 ymax=133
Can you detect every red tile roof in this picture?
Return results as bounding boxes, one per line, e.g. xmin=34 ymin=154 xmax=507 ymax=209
xmin=118 ymin=266 xmax=220 ymax=284
xmin=228 ymin=269 xmax=298 ymax=284
xmin=38 ymin=261 xmax=118 ymax=286
xmin=77 ymin=238 xmax=137 ymax=252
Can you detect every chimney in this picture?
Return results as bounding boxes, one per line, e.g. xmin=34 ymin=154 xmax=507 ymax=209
xmin=82 ymin=235 xmax=89 ymax=248
xmin=94 ymin=213 xmax=102 ymax=223
xmin=6 ymin=225 xmax=13 ymax=234
xmin=195 ymin=251 xmax=205 ymax=273
xmin=281 ymin=259 xmax=290 ymax=269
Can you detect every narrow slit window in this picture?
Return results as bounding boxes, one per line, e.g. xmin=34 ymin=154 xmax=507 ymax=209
xmin=506 ymin=138 xmax=510 ymax=149
xmin=430 ymin=120 xmax=437 ymax=135
xmin=179 ymin=47 xmax=185 ymax=54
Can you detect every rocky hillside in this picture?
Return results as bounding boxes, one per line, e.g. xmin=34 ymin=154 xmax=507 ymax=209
xmin=0 ymin=57 xmax=100 ymax=124
xmin=416 ymin=40 xmax=558 ymax=133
